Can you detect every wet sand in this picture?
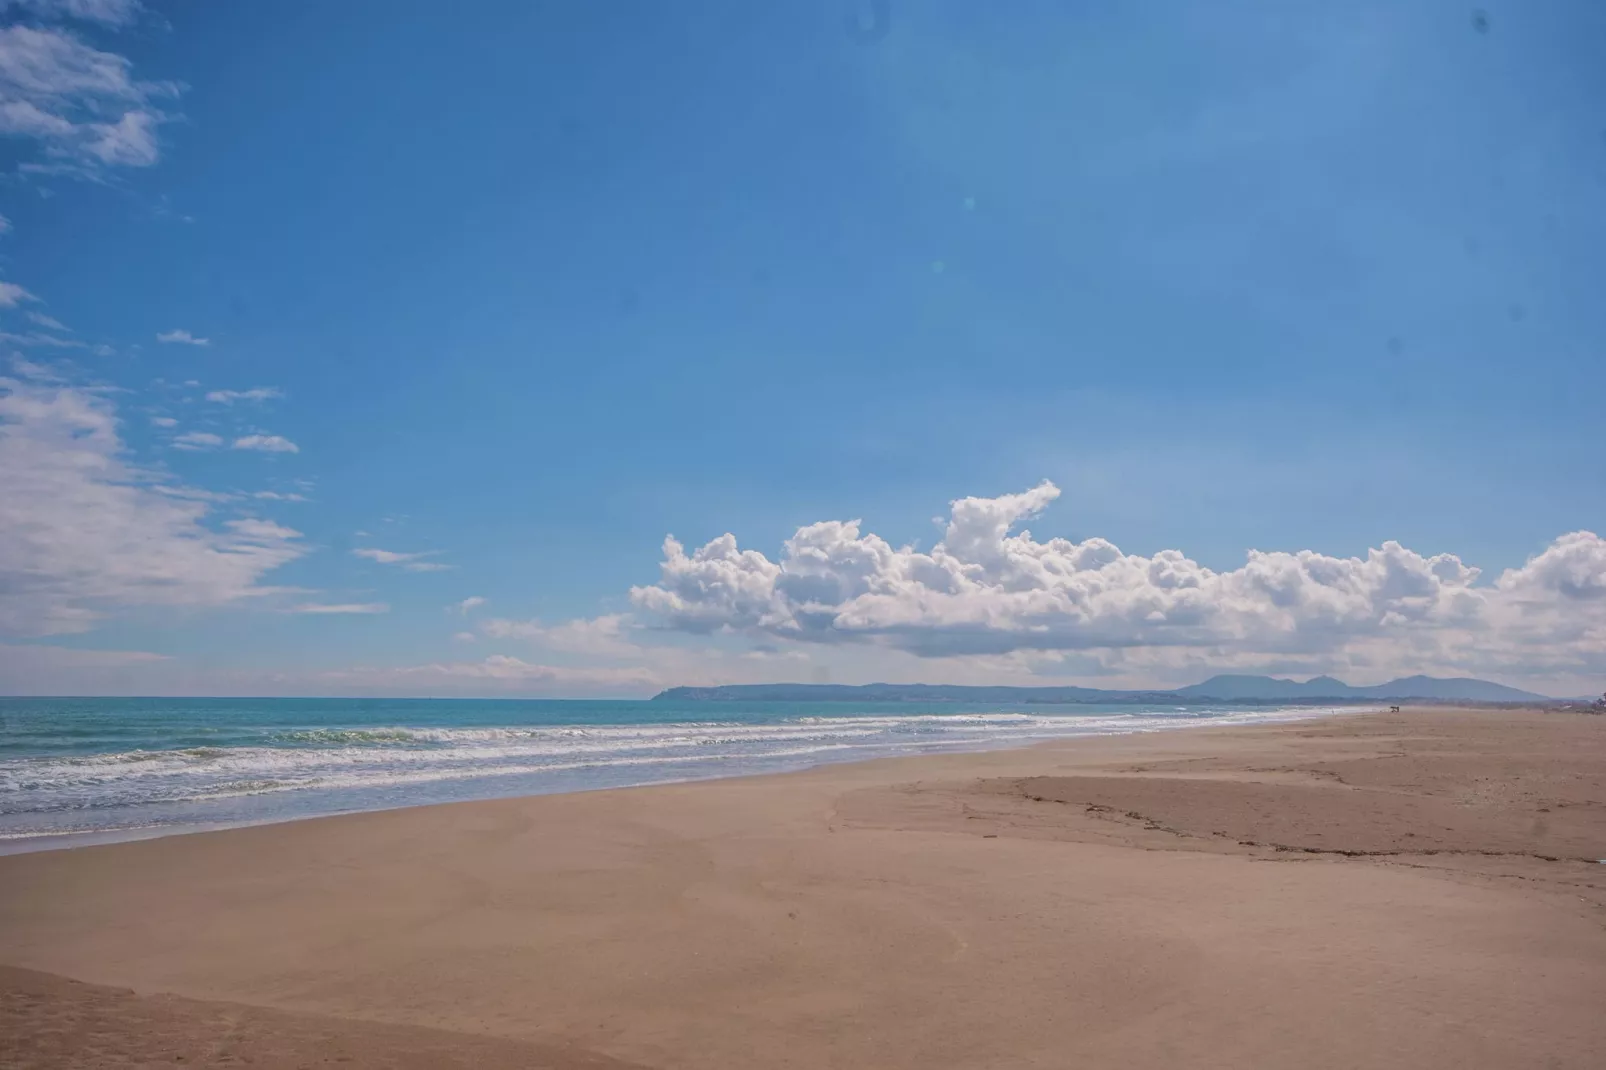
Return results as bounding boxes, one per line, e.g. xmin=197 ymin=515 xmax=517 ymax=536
xmin=3 ymin=707 xmax=1604 ymax=1069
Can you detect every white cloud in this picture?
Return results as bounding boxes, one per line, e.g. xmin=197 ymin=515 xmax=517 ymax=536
xmin=289 ymin=602 xmax=389 ymax=615
xmin=452 ymin=595 xmax=486 ymax=614
xmin=0 ymin=1 xmax=144 ymax=29
xmin=225 ymin=517 xmax=298 ymax=542
xmin=320 ymin=655 xmax=657 ymax=693
xmin=149 ymin=415 xmax=176 ymax=427
xmin=482 ymin=613 xmax=635 ymax=656
xmin=0 ymin=281 xmax=35 ymax=306
xmin=205 ymin=387 xmax=281 ymax=404
xmin=80 ymin=105 xmax=154 ymax=164
xmin=629 ymin=481 xmax=1606 ymax=684
xmin=0 ymin=641 xmax=165 ymax=668
xmin=26 ymin=311 xmax=66 ymax=331
xmin=354 ymin=547 xmax=449 ymax=572
xmin=0 ymin=24 xmax=176 ymax=176
xmin=0 ymin=212 xmax=9 ymax=233
xmin=251 ymin=490 xmax=308 ymax=502
xmin=0 ymin=641 xmax=168 ymax=694
xmin=232 ymin=434 xmax=298 ymax=454
xmin=156 ymin=329 xmax=209 ymax=346
xmin=0 ymin=329 xmax=82 ymax=348
xmin=355 ymin=548 xmax=421 ymax=565
xmin=0 ymin=371 xmax=305 ymax=636
xmin=171 ymin=430 xmax=221 ymax=451
xmin=453 ymin=630 xmax=476 ymax=642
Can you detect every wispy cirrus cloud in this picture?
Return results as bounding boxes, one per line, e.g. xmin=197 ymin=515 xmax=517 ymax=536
xmin=205 ymin=387 xmax=281 ymax=404
xmin=319 ymin=656 xmax=657 ymax=693
xmin=451 ymin=595 xmax=486 ymax=614
xmin=25 ymin=311 xmax=67 ymax=331
xmin=0 ymin=1 xmax=144 ymax=29
xmin=232 ymin=434 xmax=298 ymax=454
xmin=481 ymin=613 xmax=634 ymax=656
xmin=0 ymin=329 xmax=82 ymax=348
xmin=354 ymin=547 xmax=451 ymax=573
xmin=251 ymin=490 xmax=308 ymax=502
xmin=171 ymin=430 xmax=222 ymax=451
xmin=0 ymin=368 xmax=305 ymax=637
xmin=0 ymin=22 xmax=178 ymax=176
xmin=288 ymin=602 xmax=389 ymax=615
xmin=156 ymin=329 xmax=209 ymax=346
xmin=149 ymin=415 xmax=176 ymax=427
xmin=0 ymin=281 xmax=35 ymax=306
xmin=226 ymin=518 xmax=299 ymax=542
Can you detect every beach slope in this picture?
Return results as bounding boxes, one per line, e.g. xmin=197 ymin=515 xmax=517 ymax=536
xmin=3 ymin=708 xmax=1604 ymax=1069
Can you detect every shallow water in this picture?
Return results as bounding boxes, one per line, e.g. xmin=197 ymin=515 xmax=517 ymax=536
xmin=0 ymin=696 xmax=1351 ymax=851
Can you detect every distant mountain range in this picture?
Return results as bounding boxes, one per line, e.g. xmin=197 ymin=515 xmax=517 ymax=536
xmin=653 ymin=674 xmax=1551 ymax=705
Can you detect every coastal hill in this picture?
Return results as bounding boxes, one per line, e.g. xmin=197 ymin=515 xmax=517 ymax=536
xmin=653 ymin=674 xmax=1550 ymax=704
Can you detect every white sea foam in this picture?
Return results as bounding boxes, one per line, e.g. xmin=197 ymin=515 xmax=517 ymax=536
xmin=0 ymin=705 xmax=1358 ymax=839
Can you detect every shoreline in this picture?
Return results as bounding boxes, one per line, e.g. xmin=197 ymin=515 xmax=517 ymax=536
xmin=4 ymin=706 xmax=1603 ymax=1069
xmin=0 ymin=702 xmax=1369 ymax=857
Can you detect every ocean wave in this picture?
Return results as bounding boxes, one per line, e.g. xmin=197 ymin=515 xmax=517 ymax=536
xmin=271 ymin=728 xmax=425 ymax=745
xmin=0 ymin=705 xmax=1359 ymax=830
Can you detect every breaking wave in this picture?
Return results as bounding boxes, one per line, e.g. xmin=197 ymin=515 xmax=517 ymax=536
xmin=0 ymin=703 xmax=1347 ymax=843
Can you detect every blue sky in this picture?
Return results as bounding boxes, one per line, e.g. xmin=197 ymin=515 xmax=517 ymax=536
xmin=2 ymin=0 xmax=1603 ymax=697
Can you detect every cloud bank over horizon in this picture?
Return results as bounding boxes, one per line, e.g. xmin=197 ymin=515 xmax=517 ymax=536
xmin=629 ymin=482 xmax=1606 ymax=687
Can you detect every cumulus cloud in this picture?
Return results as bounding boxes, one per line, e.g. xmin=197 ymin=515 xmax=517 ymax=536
xmin=155 ymin=329 xmax=208 ymax=346
xmin=452 ymin=595 xmax=486 ymax=614
xmin=629 ymin=481 xmax=1606 ymax=682
xmin=0 ymin=371 xmax=305 ymax=636
xmin=232 ymin=434 xmax=298 ymax=454
xmin=0 ymin=24 xmax=177 ymax=176
xmin=205 ymin=387 xmax=281 ymax=404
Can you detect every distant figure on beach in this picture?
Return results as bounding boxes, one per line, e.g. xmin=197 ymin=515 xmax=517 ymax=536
xmin=1390 ymin=705 xmax=1401 ymax=713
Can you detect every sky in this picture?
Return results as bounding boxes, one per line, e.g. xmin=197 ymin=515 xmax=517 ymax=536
xmin=1 ymin=0 xmax=1603 ymax=698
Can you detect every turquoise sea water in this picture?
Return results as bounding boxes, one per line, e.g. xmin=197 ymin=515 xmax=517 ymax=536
xmin=0 ymin=697 xmax=1346 ymax=852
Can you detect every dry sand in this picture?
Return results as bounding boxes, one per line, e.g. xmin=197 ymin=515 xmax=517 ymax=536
xmin=2 ymin=707 xmax=1604 ymax=1069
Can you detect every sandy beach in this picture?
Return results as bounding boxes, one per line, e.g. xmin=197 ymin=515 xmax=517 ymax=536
xmin=3 ymin=707 xmax=1604 ymax=1069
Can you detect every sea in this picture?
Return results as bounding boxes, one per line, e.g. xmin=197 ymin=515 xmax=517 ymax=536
xmin=0 ymin=696 xmax=1349 ymax=853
